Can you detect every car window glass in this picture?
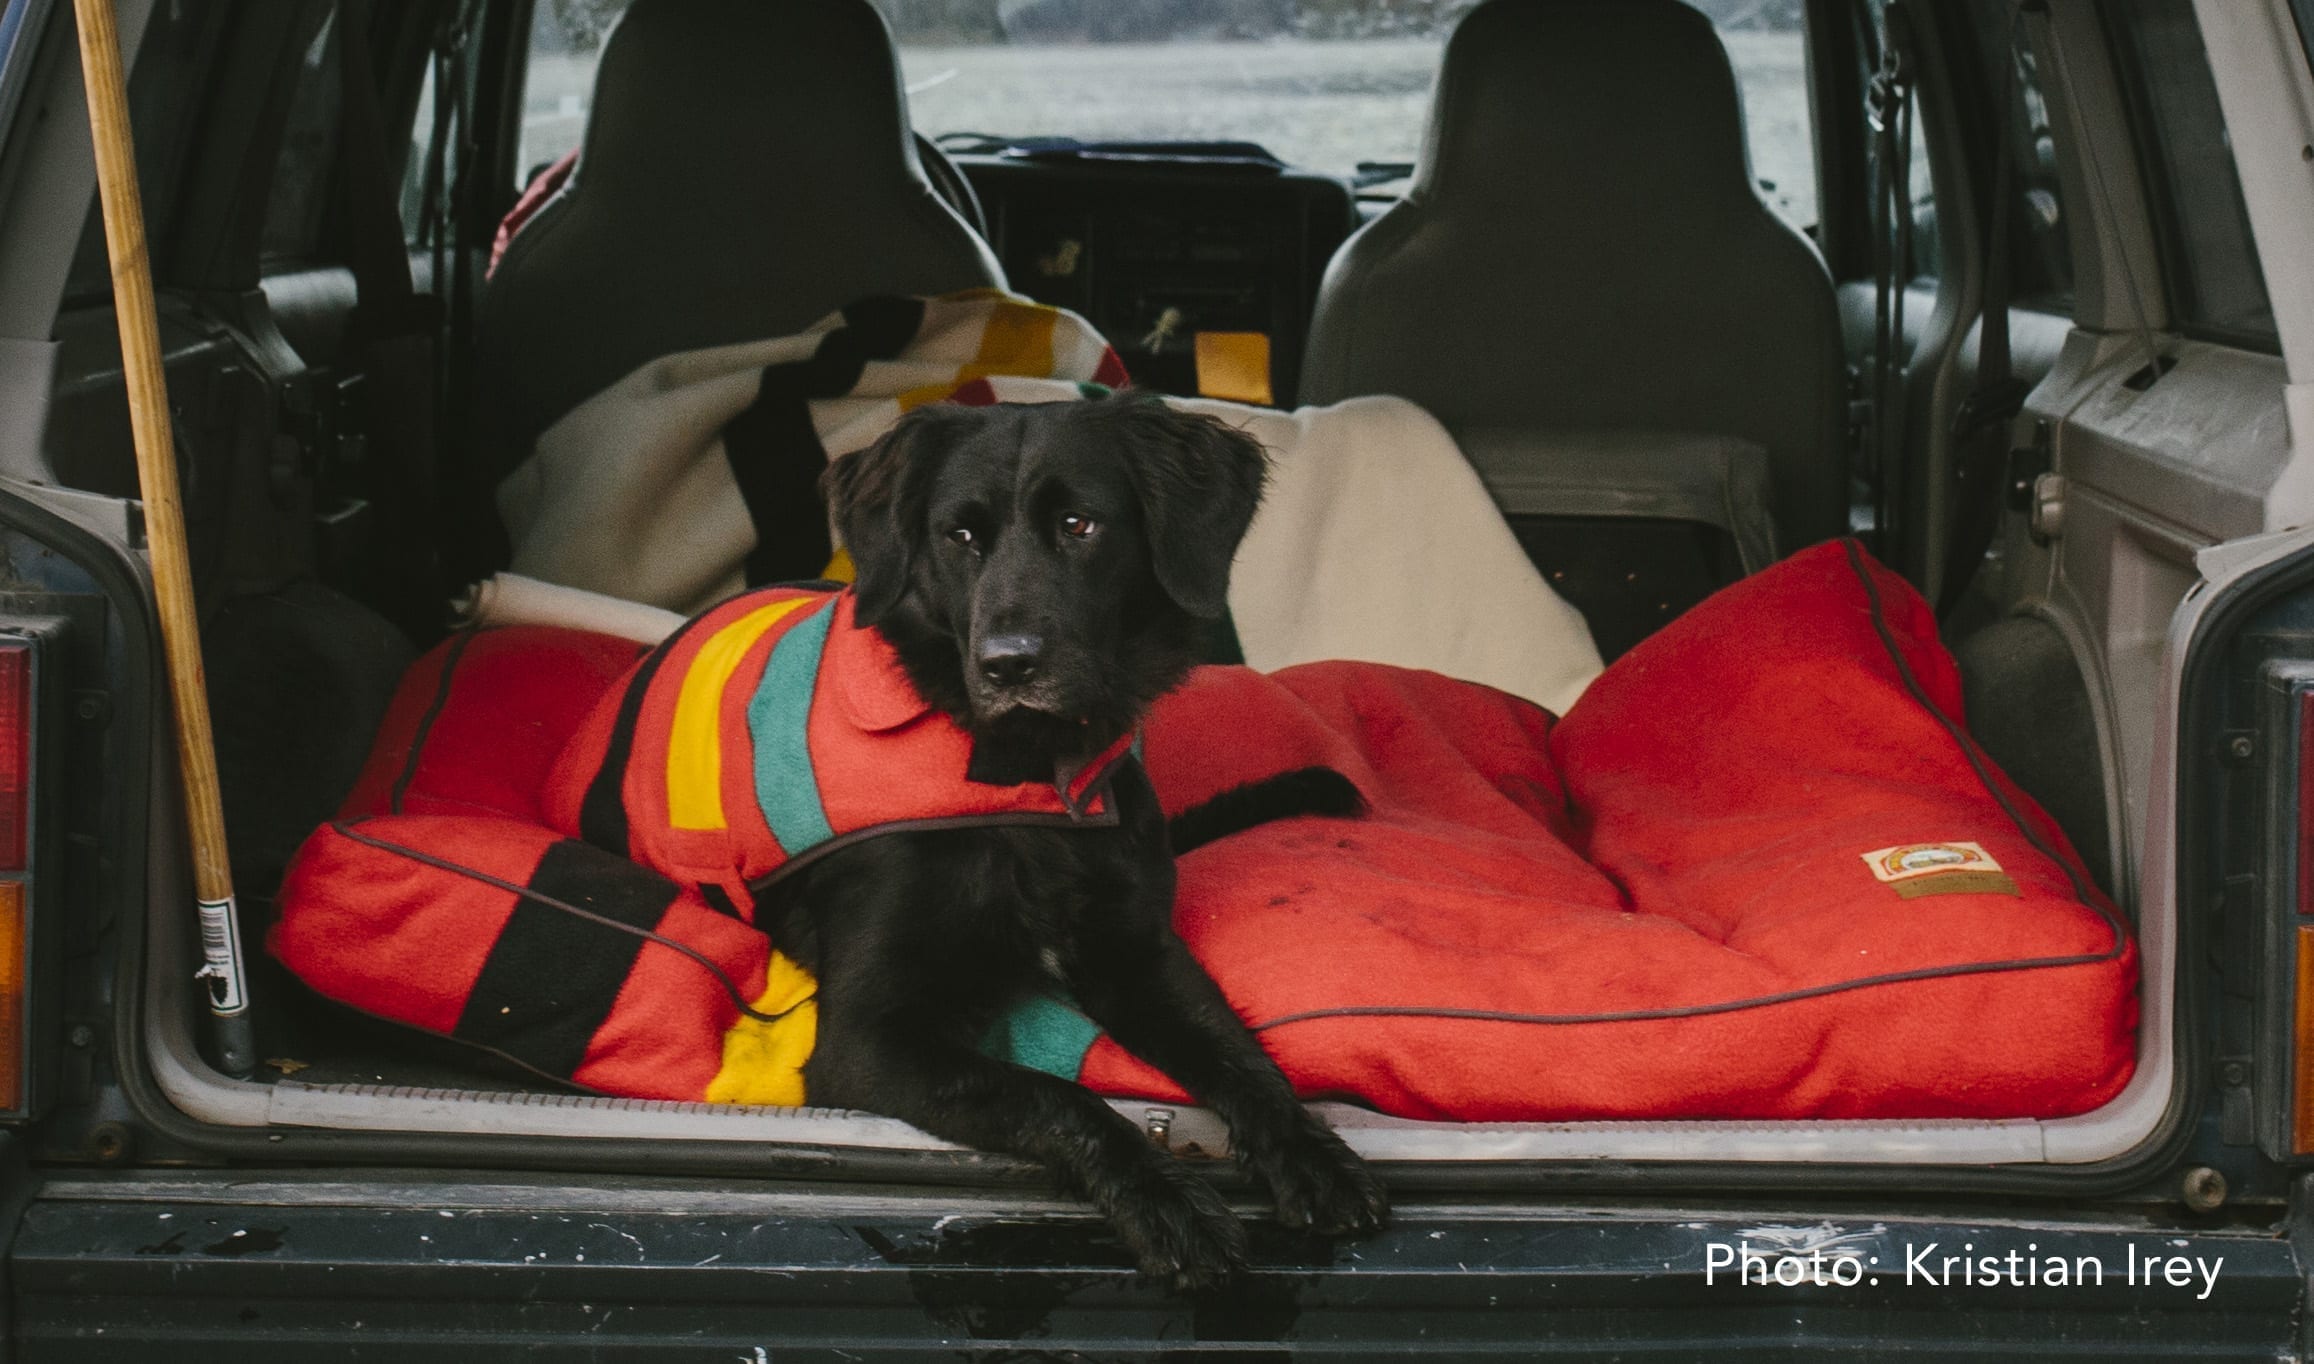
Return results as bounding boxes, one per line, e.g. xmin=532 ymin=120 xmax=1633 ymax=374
xmin=521 ymin=0 xmax=618 ymax=188
xmin=1907 ymin=90 xmax=1937 ymax=280
xmin=1713 ymin=5 xmax=1816 ymax=231
xmin=400 ymin=58 xmax=457 ymax=246
xmin=2006 ymin=58 xmax=2071 ymax=306
xmin=1979 ymin=0 xmax=2072 ymax=307
xmin=1860 ymin=0 xmax=1937 ymax=280
xmin=515 ymin=0 xmax=1820 ymax=233
xmin=1869 ymin=0 xmax=2071 ymax=305
xmin=896 ymin=0 xmax=1816 ymax=228
xmin=61 ymin=0 xmax=217 ymax=302
xmin=2101 ymin=0 xmax=2277 ymax=348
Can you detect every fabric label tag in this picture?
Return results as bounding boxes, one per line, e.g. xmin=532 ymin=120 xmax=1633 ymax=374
xmin=1892 ymin=870 xmax=2021 ymax=899
xmin=1862 ymin=840 xmax=2002 ymax=883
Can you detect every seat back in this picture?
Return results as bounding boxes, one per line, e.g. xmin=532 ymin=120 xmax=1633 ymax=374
xmin=479 ymin=0 xmax=1004 ymax=459
xmin=1299 ymin=0 xmax=1846 ymax=547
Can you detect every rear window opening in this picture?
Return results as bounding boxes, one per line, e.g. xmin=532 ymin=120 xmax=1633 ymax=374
xmin=522 ymin=0 xmax=1820 ymax=226
xmin=31 ymin=0 xmax=2219 ymax=1194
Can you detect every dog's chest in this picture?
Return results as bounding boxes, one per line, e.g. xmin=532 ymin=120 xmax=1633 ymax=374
xmin=926 ymin=832 xmax=1147 ymax=989
xmin=763 ymin=802 xmax=1169 ymax=1028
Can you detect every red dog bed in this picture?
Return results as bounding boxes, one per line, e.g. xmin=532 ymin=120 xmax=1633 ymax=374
xmin=274 ymin=542 xmax=2136 ymax=1120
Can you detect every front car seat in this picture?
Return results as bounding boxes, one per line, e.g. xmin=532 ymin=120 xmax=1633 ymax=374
xmin=479 ymin=0 xmax=1004 ymax=461
xmin=1300 ymin=0 xmax=1847 ymax=573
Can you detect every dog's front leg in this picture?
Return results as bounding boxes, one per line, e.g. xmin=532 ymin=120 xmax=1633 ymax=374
xmin=1072 ymin=932 xmax=1389 ymax=1238
xmin=805 ymin=1008 xmax=1249 ymax=1290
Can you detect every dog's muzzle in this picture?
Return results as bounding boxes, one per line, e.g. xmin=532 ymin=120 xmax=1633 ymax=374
xmin=976 ymin=633 xmax=1044 ymax=688
xmin=969 ymin=633 xmax=1073 ymax=719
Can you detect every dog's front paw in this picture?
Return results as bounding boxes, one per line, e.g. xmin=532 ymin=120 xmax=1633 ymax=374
xmin=1248 ymin=1122 xmax=1389 ymax=1236
xmin=1104 ymin=1161 xmax=1250 ymax=1292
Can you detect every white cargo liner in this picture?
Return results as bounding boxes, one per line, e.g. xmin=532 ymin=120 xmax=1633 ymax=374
xmin=256 ymin=1082 xmax=2064 ymax=1164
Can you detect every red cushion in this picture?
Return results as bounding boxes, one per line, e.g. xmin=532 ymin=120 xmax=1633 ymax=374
xmin=1105 ymin=540 xmax=2136 ymax=1120
xmin=273 ymin=814 xmax=774 ymax=1102
xmin=338 ymin=626 xmax=641 ymax=824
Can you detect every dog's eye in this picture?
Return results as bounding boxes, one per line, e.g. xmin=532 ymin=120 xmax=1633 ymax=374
xmin=946 ymin=526 xmax=977 ymax=550
xmin=1059 ymin=513 xmax=1098 ymax=539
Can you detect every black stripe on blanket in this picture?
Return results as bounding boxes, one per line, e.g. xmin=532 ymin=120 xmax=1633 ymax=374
xmin=455 ymin=837 xmax=680 ymax=1079
xmin=578 ymin=608 xmax=718 ymax=858
xmin=725 ymin=296 xmax=927 ymax=584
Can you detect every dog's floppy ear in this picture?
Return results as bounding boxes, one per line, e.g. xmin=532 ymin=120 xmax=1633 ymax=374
xmin=821 ymin=407 xmax=962 ymax=626
xmin=1113 ymin=400 xmax=1270 ymax=618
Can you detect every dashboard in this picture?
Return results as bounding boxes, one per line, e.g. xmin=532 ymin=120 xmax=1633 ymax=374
xmin=954 ymin=155 xmax=1361 ymax=409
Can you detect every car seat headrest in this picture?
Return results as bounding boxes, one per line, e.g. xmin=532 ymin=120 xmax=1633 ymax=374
xmin=1415 ymin=0 xmax=1755 ymax=207
xmin=1300 ymin=0 xmax=1847 ymax=549
xmin=480 ymin=0 xmax=1003 ymax=461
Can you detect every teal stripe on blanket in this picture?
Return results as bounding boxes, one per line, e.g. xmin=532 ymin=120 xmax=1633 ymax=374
xmin=748 ymin=600 xmax=837 ymax=856
xmin=982 ymin=993 xmax=1102 ymax=1080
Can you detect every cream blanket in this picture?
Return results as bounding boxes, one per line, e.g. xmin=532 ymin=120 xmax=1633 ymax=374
xmin=1174 ymin=395 xmax=1598 ymax=714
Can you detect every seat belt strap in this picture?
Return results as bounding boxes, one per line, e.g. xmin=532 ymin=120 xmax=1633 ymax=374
xmin=335 ymin=0 xmax=448 ymax=634
xmin=1867 ymin=1 xmax=1917 ymax=557
xmin=1940 ymin=0 xmax=2044 ymax=616
xmin=337 ymin=0 xmax=436 ymax=339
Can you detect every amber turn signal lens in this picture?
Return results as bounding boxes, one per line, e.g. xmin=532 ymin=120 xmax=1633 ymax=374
xmin=2294 ymin=925 xmax=2314 ymax=1154
xmin=0 ymin=881 xmax=24 ymax=1113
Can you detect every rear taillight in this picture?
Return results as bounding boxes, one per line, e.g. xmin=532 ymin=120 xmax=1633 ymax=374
xmin=0 ymin=644 xmax=31 ymax=873
xmin=2270 ymin=674 xmax=2314 ymax=1153
xmin=0 ymin=625 xmax=66 ymax=1121
xmin=2300 ymin=687 xmax=2314 ymax=921
xmin=0 ymin=645 xmax=27 ymax=1114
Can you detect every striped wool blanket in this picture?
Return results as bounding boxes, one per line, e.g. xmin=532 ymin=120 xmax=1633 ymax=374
xmin=494 ymin=289 xmax=1601 ymax=713
xmin=498 ymin=289 xmax=1124 ymax=614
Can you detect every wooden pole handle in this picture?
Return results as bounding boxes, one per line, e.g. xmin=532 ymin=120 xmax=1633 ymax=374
xmin=70 ymin=0 xmax=233 ymax=905
xmin=71 ymin=0 xmax=251 ymax=1069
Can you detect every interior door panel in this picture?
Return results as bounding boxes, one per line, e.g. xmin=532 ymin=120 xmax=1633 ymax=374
xmin=1950 ymin=0 xmax=2297 ymax=911
xmin=1978 ymin=335 xmax=2292 ymax=902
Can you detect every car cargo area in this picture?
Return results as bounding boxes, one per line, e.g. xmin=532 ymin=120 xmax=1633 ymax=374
xmin=8 ymin=0 xmax=2303 ymax=1202
xmin=203 ymin=536 xmax=2161 ymax=1172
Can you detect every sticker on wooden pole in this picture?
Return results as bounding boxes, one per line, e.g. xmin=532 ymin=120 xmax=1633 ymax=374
xmin=196 ymin=896 xmax=248 ymax=1015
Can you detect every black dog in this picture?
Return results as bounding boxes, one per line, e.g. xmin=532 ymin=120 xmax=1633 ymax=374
xmin=758 ymin=394 xmax=1387 ymax=1288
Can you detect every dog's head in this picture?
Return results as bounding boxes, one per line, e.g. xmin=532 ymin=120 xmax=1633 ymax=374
xmin=821 ymin=394 xmax=1267 ymax=752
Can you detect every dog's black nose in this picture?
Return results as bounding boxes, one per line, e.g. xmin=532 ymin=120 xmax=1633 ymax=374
xmin=977 ymin=634 xmax=1044 ymax=687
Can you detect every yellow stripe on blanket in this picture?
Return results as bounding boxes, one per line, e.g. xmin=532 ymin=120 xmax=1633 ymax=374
xmin=895 ymin=299 xmax=1061 ymax=411
xmin=705 ymin=952 xmax=819 ymax=1107
xmin=964 ymin=299 xmax=1059 ymax=379
xmin=666 ymin=596 xmax=814 ymax=830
